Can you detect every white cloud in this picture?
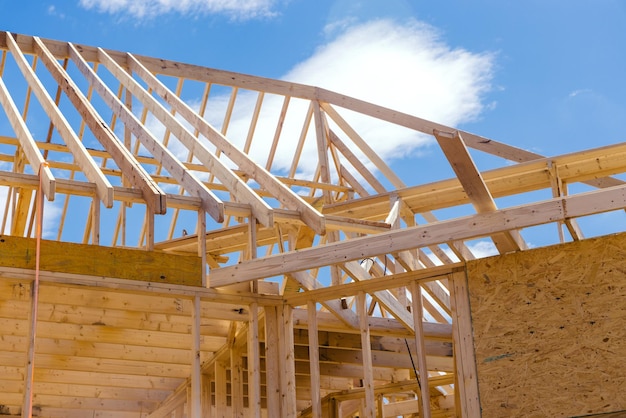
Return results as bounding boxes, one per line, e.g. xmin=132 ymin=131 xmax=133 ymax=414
xmin=47 ymin=5 xmax=66 ymax=18
xmin=568 ymin=88 xmax=592 ymax=98
xmin=467 ymin=240 xmax=498 ymax=258
xmin=287 ymin=19 xmax=493 ymax=126
xmin=78 ymin=0 xmax=277 ymax=20
xmin=202 ymin=19 xmax=495 ymax=180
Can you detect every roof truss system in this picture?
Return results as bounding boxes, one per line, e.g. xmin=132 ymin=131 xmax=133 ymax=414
xmin=1 ymin=31 xmax=626 ymax=417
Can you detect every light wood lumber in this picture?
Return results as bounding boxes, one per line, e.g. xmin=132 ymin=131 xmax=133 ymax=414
xmin=433 ymin=129 xmax=525 ymax=254
xmin=410 ymin=280 xmax=432 ymax=418
xmin=126 ymin=53 xmax=326 ymax=234
xmin=0 ymin=77 xmax=55 ymax=201
xmin=307 ymin=300 xmax=322 ymax=418
xmin=32 ymin=37 xmax=166 ymax=214
xmin=210 ymin=184 xmax=626 ymax=286
xmin=450 ymin=271 xmax=480 ymax=418
xmin=98 ymin=49 xmax=273 ymax=227
xmin=6 ymin=34 xmax=113 ymax=209
xmin=71 ymin=45 xmax=224 ymax=222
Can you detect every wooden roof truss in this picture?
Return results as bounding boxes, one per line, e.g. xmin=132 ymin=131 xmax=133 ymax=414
xmin=1 ymin=31 xmax=626 ymax=417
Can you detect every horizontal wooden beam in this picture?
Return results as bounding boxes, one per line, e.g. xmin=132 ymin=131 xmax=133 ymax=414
xmin=0 ymin=235 xmax=202 ymax=286
xmin=325 ymin=139 xmax=626 ymax=221
xmin=210 ymin=183 xmax=626 ymax=286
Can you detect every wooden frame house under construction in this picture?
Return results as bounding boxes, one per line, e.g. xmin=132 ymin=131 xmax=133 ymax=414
xmin=0 ymin=31 xmax=625 ymax=417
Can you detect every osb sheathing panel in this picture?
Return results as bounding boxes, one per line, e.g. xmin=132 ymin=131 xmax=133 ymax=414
xmin=467 ymin=232 xmax=626 ymax=418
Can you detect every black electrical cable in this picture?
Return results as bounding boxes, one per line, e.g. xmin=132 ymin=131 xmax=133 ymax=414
xmin=404 ymin=338 xmax=421 ymax=391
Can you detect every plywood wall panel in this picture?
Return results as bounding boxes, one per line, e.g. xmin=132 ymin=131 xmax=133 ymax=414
xmin=467 ymin=232 xmax=626 ymax=417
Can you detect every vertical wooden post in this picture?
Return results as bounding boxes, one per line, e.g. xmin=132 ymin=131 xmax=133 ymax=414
xmin=450 ymin=271 xmax=481 ymax=418
xmin=307 ymin=300 xmax=322 ymax=418
xmin=215 ymin=360 xmax=228 ymax=418
xmin=247 ymin=302 xmax=261 ymax=418
xmin=248 ymin=216 xmax=258 ymax=292
xmin=357 ymin=291 xmax=375 ymax=418
xmin=279 ymin=304 xmax=297 ymax=417
xmin=91 ymin=196 xmax=100 ymax=245
xmin=198 ymin=209 xmax=207 ymax=287
xmin=145 ymin=203 xmax=155 ymax=251
xmin=202 ymin=374 xmax=212 ymax=418
xmin=191 ymin=295 xmax=202 ymax=417
xmin=411 ymin=280 xmax=432 ymax=418
xmin=264 ymin=306 xmax=281 ymax=416
xmin=230 ymin=344 xmax=244 ymax=418
xmin=23 ymin=169 xmax=46 ymax=418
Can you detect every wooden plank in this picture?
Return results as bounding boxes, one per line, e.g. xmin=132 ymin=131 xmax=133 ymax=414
xmin=98 ymin=49 xmax=272 ymax=227
xmin=0 ymin=235 xmax=202 ymax=286
xmin=280 ymin=304 xmax=297 ymax=417
xmin=0 ymin=266 xmax=281 ymax=306
xmin=190 ymin=295 xmax=202 ymax=417
xmin=450 ymin=271 xmax=480 ymax=418
xmin=321 ymin=103 xmax=402 ymax=190
xmin=307 ymin=300 xmax=322 ymax=418
xmin=264 ymin=306 xmax=281 ymax=416
xmin=410 ymin=281 xmax=432 ymax=418
xmin=33 ymin=37 xmax=166 ymax=214
xmin=127 ymin=53 xmax=325 ymax=235
xmin=6 ymin=34 xmax=113 ymax=207
xmin=0 ymin=78 xmax=55 ymax=201
xmin=247 ymin=302 xmax=262 ymax=418
xmin=357 ymin=292 xmax=376 ymax=418
xmin=433 ymin=129 xmax=525 ymax=254
xmin=214 ymin=360 xmax=227 ymax=417
xmin=209 ymin=183 xmax=626 ymax=287
xmin=313 ymin=101 xmax=332 ymax=201
xmin=326 ymin=138 xmax=626 ymax=222
xmin=69 ymin=45 xmax=224 ymax=222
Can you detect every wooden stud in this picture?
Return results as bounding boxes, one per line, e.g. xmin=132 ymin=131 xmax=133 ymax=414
xmin=450 ymin=271 xmax=480 ymax=417
xmin=247 ymin=302 xmax=261 ymax=418
xmin=280 ymin=304 xmax=297 ymax=417
xmin=190 ymin=295 xmax=202 ymax=418
xmin=214 ymin=360 xmax=227 ymax=417
xmin=356 ymin=291 xmax=375 ymax=418
xmin=410 ymin=280 xmax=432 ymax=418
xmin=307 ymin=300 xmax=322 ymax=418
xmin=264 ymin=306 xmax=281 ymax=417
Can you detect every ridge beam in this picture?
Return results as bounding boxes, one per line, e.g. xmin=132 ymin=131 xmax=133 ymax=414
xmin=126 ymin=53 xmax=326 ymax=235
xmin=7 ymin=34 xmax=113 ymax=207
xmin=69 ymin=43 xmax=224 ymax=222
xmin=433 ymin=129 xmax=526 ymax=254
xmin=34 ymin=38 xmax=166 ymax=214
xmin=97 ymin=49 xmax=273 ymax=227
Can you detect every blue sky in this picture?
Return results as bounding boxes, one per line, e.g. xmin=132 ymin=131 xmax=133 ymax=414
xmin=1 ymin=0 xmax=626 ymax=250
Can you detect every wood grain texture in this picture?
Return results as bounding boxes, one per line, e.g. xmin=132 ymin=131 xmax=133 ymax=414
xmin=468 ymin=232 xmax=626 ymax=417
xmin=0 ymin=235 xmax=202 ymax=286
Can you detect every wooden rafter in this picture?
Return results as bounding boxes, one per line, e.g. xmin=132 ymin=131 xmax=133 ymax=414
xmin=1 ymin=30 xmax=625 ymax=418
